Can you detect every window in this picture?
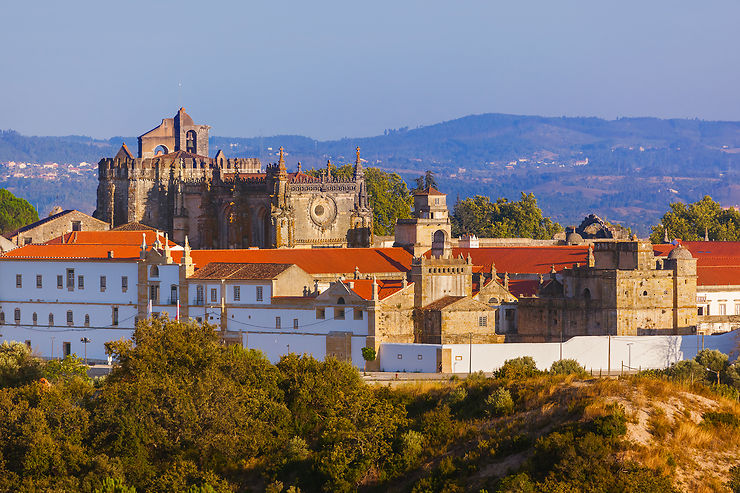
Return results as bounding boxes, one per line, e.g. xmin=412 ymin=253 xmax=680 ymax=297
xmin=275 ymin=316 xmax=281 ymax=329
xmin=256 ymin=286 xmax=263 ymax=301
xmin=100 ymin=275 xmax=106 ymax=292
xmin=66 ymin=269 xmax=75 ymax=290
xmin=698 ymin=307 xmax=704 ymax=316
xmin=354 ymin=309 xmax=363 ymax=320
xmin=418 ymin=354 xmax=423 ymax=360
xmin=293 ymin=318 xmax=299 ymax=330
xmin=0 ymin=312 xmax=4 ymax=324
xmin=150 ymin=265 xmax=159 ymax=277
xmin=63 ymin=342 xmax=71 ymax=357
xmin=78 ymin=275 xmax=84 ymax=289
xmin=121 ymin=276 xmax=128 ymax=292
xmin=210 ymin=288 xmax=217 ymax=303
xmin=196 ymin=286 xmax=204 ymax=304
xmin=719 ymin=304 xmax=727 ymax=316
xmin=71 ymin=220 xmax=82 ymax=231
xmin=112 ymin=307 xmax=119 ymax=326
xmin=316 ymin=308 xmax=325 ymax=319
xmin=170 ymin=285 xmax=178 ymax=304
xmin=736 ymin=304 xmax=740 ymax=316
xmin=24 ymin=237 xmax=32 ymax=245
xmin=505 ymin=309 xmax=515 ymax=321
xmin=337 ymin=297 xmax=345 ymax=305
xmin=36 ymin=275 xmax=42 ymax=288
xmin=150 ymin=284 xmax=159 ymax=302
xmin=57 ymin=275 xmax=63 ymax=289
xmin=32 ymin=312 xmax=37 ymax=325
xmin=66 ymin=310 xmax=73 ymax=325
xmin=14 ymin=308 xmax=20 ymax=324
xmin=186 ymin=130 xmax=197 ymax=154
xmin=25 ymin=340 xmax=31 ymax=349
xmin=233 ymin=286 xmax=240 ymax=301
xmin=84 ymin=314 xmax=90 ymax=327
xmin=397 ymin=354 xmax=403 ymax=360
xmin=15 ymin=274 xmax=21 ymax=288
xmin=334 ymin=307 xmax=345 ymax=320
xmin=479 ymin=316 xmax=488 ymax=327
xmin=49 ymin=313 xmax=54 ymax=326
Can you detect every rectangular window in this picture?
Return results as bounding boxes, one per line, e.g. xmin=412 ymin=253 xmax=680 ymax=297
xmin=698 ymin=307 xmax=704 ymax=316
xmin=354 ymin=309 xmax=363 ymax=320
xmin=316 ymin=308 xmax=325 ymax=319
xmin=15 ymin=274 xmax=21 ymax=288
xmin=196 ymin=286 xmax=204 ymax=304
xmin=170 ymin=285 xmax=178 ymax=304
xmin=66 ymin=269 xmax=75 ymax=290
xmin=78 ymin=275 xmax=84 ymax=289
xmin=71 ymin=220 xmax=81 ymax=231
xmin=210 ymin=288 xmax=217 ymax=303
xmin=293 ymin=318 xmax=299 ymax=330
xmin=24 ymin=237 xmax=32 ymax=245
xmin=63 ymin=342 xmax=71 ymax=357
xmin=112 ymin=307 xmax=119 ymax=326
xmin=479 ymin=316 xmax=487 ymax=327
xmin=66 ymin=310 xmax=73 ymax=325
xmin=505 ymin=309 xmax=515 ymax=321
xmin=736 ymin=304 xmax=740 ymax=316
xmin=719 ymin=304 xmax=727 ymax=316
xmin=233 ymin=286 xmax=240 ymax=301
xmin=256 ymin=286 xmax=263 ymax=301
xmin=334 ymin=308 xmax=345 ymax=320
xmin=36 ymin=275 xmax=42 ymax=288
xmin=275 ymin=316 xmax=281 ymax=329
xmin=14 ymin=308 xmax=20 ymax=323
xmin=100 ymin=275 xmax=106 ymax=292
xmin=149 ymin=284 xmax=159 ymax=303
xmin=121 ymin=276 xmax=128 ymax=292
xmin=57 ymin=275 xmax=63 ymax=289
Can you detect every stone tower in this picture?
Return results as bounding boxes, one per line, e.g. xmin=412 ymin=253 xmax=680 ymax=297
xmin=394 ymin=187 xmax=452 ymax=256
xmin=138 ymin=108 xmax=210 ymax=158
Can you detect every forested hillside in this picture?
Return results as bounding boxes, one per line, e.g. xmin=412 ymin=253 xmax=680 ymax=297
xmin=3 ymin=113 xmax=740 ymax=233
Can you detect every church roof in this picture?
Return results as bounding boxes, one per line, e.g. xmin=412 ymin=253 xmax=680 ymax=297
xmin=506 ymin=279 xmax=540 ymax=298
xmin=114 ymin=143 xmax=134 ymax=160
xmin=426 ymin=246 xmax=589 ymax=275
xmin=189 ymin=262 xmax=296 ymax=280
xmin=111 ymin=222 xmax=158 ymax=232
xmin=346 ymin=279 xmax=409 ymax=300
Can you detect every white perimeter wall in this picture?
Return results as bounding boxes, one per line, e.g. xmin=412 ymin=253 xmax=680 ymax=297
xmin=381 ymin=331 xmax=740 ymax=373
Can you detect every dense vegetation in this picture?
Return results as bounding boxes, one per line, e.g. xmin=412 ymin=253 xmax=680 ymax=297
xmin=0 ymin=320 xmax=738 ymax=492
xmin=650 ymin=195 xmax=740 ymax=243
xmin=0 ymin=188 xmax=38 ymax=235
xmin=451 ymin=193 xmax=563 ymax=239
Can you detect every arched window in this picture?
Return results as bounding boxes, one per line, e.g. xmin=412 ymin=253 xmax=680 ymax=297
xmin=153 ymin=145 xmax=169 ymax=156
xmin=49 ymin=313 xmax=54 ymax=326
xmin=186 ymin=130 xmax=197 ymax=154
xmin=583 ymin=288 xmax=591 ymax=300
xmin=431 ymin=230 xmax=446 ymax=257
xmin=337 ymin=297 xmax=345 ymax=305
xmin=150 ymin=265 xmax=159 ymax=277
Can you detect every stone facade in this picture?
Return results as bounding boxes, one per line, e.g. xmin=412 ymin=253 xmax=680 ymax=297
xmin=8 ymin=210 xmax=110 ymax=246
xmin=394 ymin=187 xmax=452 ymax=256
xmin=516 ymin=241 xmax=698 ymax=342
xmin=94 ymin=109 xmax=372 ymax=249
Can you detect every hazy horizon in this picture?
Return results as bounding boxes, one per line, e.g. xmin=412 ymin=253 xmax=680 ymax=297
xmin=2 ymin=1 xmax=739 ymax=140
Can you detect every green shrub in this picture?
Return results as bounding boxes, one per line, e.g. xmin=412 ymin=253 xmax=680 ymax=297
xmin=728 ymin=465 xmax=740 ymax=493
xmin=496 ymin=356 xmax=540 ymax=379
xmin=361 ymin=346 xmax=376 ymax=362
xmin=400 ymin=430 xmax=425 ymax=464
xmin=420 ymin=404 xmax=455 ymax=448
xmin=664 ymin=359 xmax=705 ymax=383
xmin=0 ymin=341 xmax=43 ymax=388
xmin=94 ymin=478 xmax=137 ymax=493
xmin=695 ymin=349 xmax=729 ymax=373
xmin=447 ymin=386 xmax=468 ymax=406
xmin=486 ymin=387 xmax=515 ymax=417
xmin=702 ymin=411 xmax=740 ymax=429
xmin=549 ymin=359 xmax=587 ymax=376
xmin=590 ymin=405 xmax=627 ymax=439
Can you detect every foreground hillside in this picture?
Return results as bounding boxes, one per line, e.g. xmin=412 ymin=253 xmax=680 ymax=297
xmin=0 ymin=319 xmax=738 ymax=492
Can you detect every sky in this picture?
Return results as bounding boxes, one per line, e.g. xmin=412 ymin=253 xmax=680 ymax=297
xmin=1 ymin=1 xmax=739 ymax=140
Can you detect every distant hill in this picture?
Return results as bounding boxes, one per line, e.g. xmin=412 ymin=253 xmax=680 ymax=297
xmin=3 ymin=114 xmax=740 ymax=233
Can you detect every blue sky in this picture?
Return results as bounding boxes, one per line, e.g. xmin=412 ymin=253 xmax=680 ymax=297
xmin=1 ymin=1 xmax=738 ymax=139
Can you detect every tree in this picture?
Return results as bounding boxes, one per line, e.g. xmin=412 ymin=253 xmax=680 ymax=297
xmin=0 ymin=341 xmax=43 ymax=387
xmin=413 ymin=170 xmax=437 ymax=191
xmin=365 ymin=168 xmax=413 ymax=235
xmin=650 ymin=196 xmax=740 ymax=243
xmin=451 ymin=193 xmax=562 ymax=239
xmin=0 ymin=188 xmax=38 ymax=235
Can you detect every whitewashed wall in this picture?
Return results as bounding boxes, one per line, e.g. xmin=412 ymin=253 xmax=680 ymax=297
xmin=378 ymin=343 xmax=439 ymax=372
xmin=380 ymin=330 xmax=740 ymax=373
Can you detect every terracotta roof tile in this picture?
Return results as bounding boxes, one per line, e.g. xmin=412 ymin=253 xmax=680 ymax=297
xmin=189 ymin=262 xmax=294 ymax=280
xmin=506 ymin=279 xmax=540 ymax=298
xmin=431 ymin=246 xmax=589 ymax=275
xmin=348 ymin=279 xmax=408 ymax=300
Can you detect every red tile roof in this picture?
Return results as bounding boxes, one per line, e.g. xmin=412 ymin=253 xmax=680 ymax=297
xmin=46 ymin=230 xmax=178 ymax=248
xmin=415 ymin=186 xmax=444 ymax=196
xmin=1 ymin=244 xmax=141 ymax=260
xmin=348 ymin=279 xmax=408 ymax=300
xmin=184 ymin=248 xmax=413 ymax=275
xmin=189 ymin=262 xmax=294 ymax=280
xmin=506 ymin=279 xmax=540 ymax=298
xmin=435 ymin=247 xmax=589 ymax=275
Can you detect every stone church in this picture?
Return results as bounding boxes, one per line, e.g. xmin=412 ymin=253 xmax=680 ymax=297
xmin=93 ymin=108 xmax=373 ymax=249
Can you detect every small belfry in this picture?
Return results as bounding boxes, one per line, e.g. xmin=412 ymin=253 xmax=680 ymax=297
xmin=93 ymin=109 xmax=373 ymax=250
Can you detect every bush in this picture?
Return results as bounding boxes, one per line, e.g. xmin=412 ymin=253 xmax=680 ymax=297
xmin=486 ymin=387 xmax=515 ymax=417
xmin=496 ymin=357 xmax=540 ymax=379
xmin=361 ymin=347 xmax=376 ymax=362
xmin=695 ymin=349 xmax=729 ymax=373
xmin=447 ymin=386 xmax=468 ymax=406
xmin=664 ymin=359 xmax=705 ymax=383
xmin=549 ymin=359 xmax=587 ymax=376
xmin=702 ymin=411 xmax=740 ymax=429
xmin=728 ymin=465 xmax=740 ymax=493
xmin=400 ymin=430 xmax=424 ymax=465
xmin=0 ymin=341 xmax=43 ymax=388
xmin=590 ymin=405 xmax=627 ymax=439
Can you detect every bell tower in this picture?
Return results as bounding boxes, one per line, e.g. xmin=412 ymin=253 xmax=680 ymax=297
xmin=394 ymin=187 xmax=452 ymax=257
